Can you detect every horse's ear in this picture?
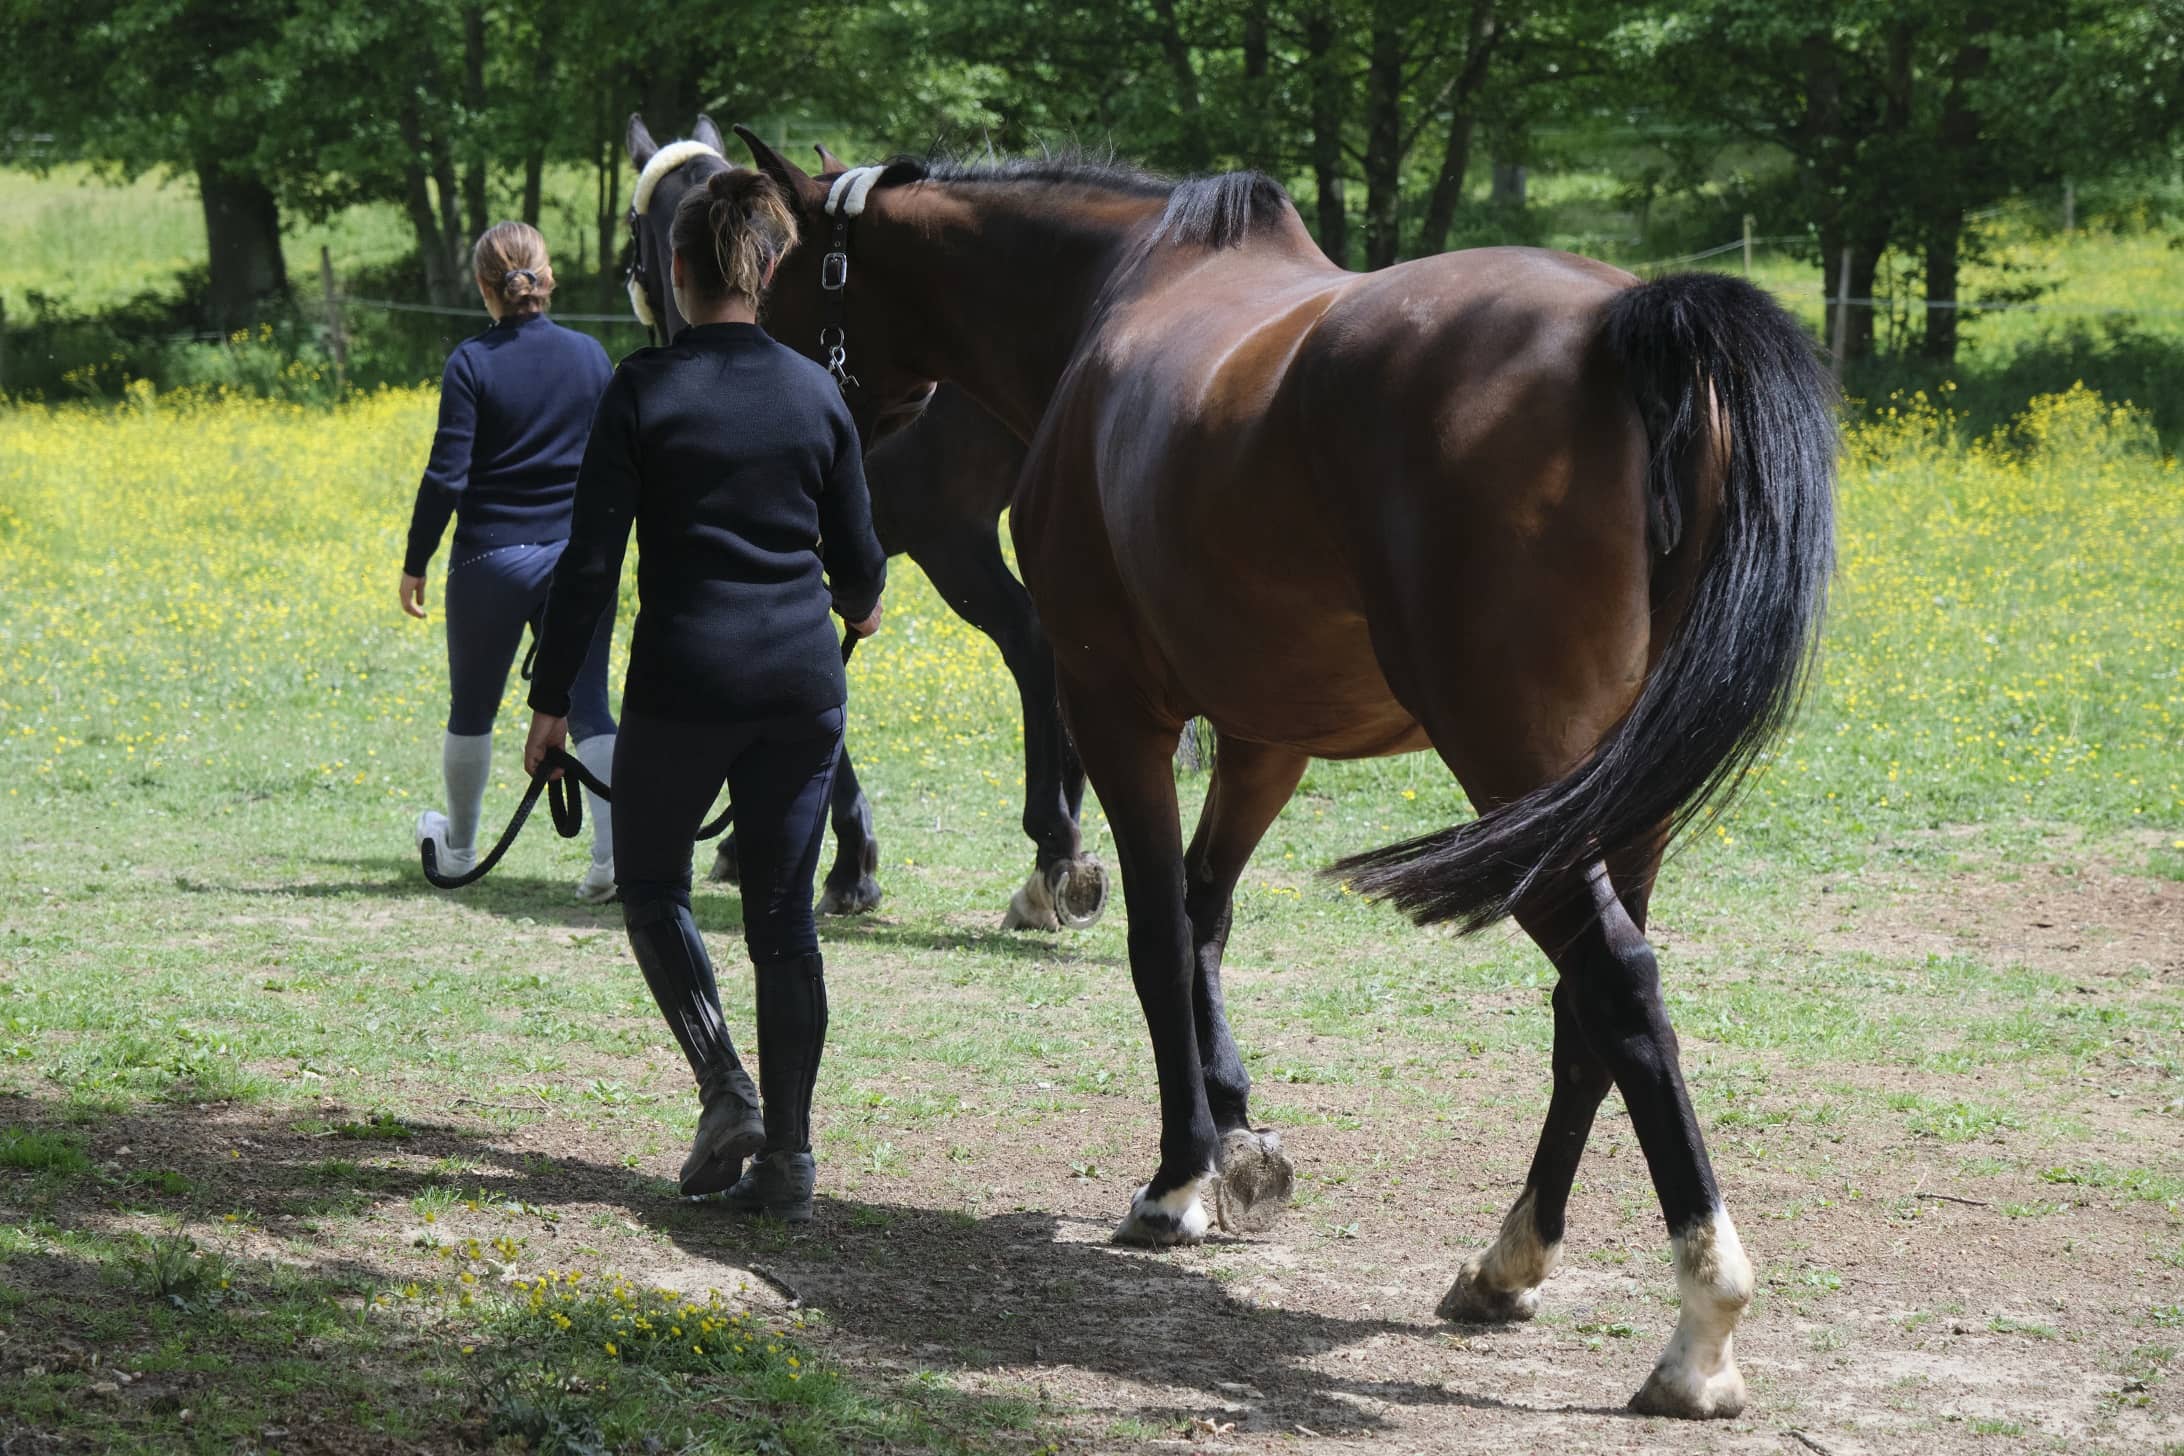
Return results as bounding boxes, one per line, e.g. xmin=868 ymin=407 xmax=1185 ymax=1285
xmin=734 ymin=123 xmax=822 ymax=204
xmin=813 ymin=142 xmax=847 ymax=174
xmin=627 ymin=113 xmax=659 ymax=171
xmin=693 ymin=114 xmax=726 ymax=154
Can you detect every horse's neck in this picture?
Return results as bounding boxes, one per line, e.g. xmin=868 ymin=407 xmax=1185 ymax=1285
xmin=868 ymin=187 xmax=1159 ymax=438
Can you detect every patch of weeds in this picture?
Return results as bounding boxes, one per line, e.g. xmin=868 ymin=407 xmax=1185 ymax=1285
xmin=122 ymin=1168 xmax=197 ymax=1197
xmin=1890 ymin=1094 xmax=2018 ymax=1142
xmin=0 ymin=1125 xmax=91 ymax=1175
xmin=1809 ymin=1326 xmax=1849 ymax=1351
xmin=333 ymin=1111 xmax=413 ymax=1141
xmin=2151 ymin=1305 xmax=2184 ymax=1329
xmin=2000 ymin=1201 xmax=2067 ymax=1218
xmin=1988 ymin=1315 xmax=2058 ymax=1338
xmin=1970 ymin=1417 xmax=2025 ymax=1436
xmin=120 ymin=1224 xmax=232 ymax=1312
xmin=2041 ymin=1162 xmax=2184 ymax=1204
xmin=481 ymin=1371 xmax=609 ymax=1456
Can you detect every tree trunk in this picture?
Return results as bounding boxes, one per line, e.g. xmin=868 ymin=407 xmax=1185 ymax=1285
xmin=1417 ymin=0 xmax=1498 ymax=256
xmin=1151 ymin=0 xmax=1208 ymax=170
xmin=521 ymin=22 xmax=552 ymax=228
xmin=461 ymin=5 xmax=489 ymax=241
xmin=197 ymin=164 xmax=288 ymax=331
xmin=397 ymin=100 xmax=462 ymax=307
xmin=1306 ymin=11 xmax=1348 ymax=267
xmin=1923 ymin=13 xmax=1993 ymax=363
xmin=1361 ymin=7 xmax=1404 ymax=269
xmin=1490 ymin=157 xmax=1525 ymax=207
xmin=595 ymin=94 xmax=622 ymax=308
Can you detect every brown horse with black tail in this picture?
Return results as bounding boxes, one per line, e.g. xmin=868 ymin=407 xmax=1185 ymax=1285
xmin=734 ymin=131 xmax=1836 ymax=1419
xmin=622 ymin=115 xmax=1107 ymax=930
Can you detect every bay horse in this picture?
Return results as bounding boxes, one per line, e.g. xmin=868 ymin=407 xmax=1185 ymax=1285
xmin=733 ymin=131 xmax=1835 ymax=1420
xmin=623 ymin=115 xmax=1107 ymax=930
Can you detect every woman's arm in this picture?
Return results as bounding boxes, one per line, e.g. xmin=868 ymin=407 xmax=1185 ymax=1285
xmin=529 ymin=371 xmax=640 ymax=718
xmin=402 ymin=348 xmax=480 ymax=581
xmin=816 ymin=404 xmax=888 ymax=630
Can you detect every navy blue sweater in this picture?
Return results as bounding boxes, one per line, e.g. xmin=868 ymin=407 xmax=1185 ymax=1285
xmin=530 ymin=323 xmax=887 ymax=723
xmin=403 ymin=313 xmax=614 ymax=577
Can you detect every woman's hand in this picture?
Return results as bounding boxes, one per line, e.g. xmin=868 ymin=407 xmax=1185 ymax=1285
xmin=400 ymin=572 xmax=428 ymax=619
xmin=848 ymin=598 xmax=883 ymax=639
xmin=524 ymin=712 xmax=569 ymax=779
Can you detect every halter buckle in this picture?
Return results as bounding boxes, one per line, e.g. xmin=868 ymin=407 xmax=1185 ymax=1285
xmin=821 ymin=251 xmax=849 ymax=292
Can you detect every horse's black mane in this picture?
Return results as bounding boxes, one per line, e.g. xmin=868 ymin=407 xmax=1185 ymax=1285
xmin=875 ymin=153 xmax=1290 ymax=250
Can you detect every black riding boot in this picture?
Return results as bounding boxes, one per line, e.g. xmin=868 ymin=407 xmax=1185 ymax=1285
xmin=727 ymin=952 xmax=827 ymax=1222
xmin=623 ymin=894 xmax=765 ymax=1196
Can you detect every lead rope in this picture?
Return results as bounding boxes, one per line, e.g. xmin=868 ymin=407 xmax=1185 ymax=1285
xmin=422 ymin=633 xmax=860 ymax=889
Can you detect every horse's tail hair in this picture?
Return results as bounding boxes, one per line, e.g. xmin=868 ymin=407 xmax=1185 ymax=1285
xmin=1330 ymin=271 xmax=1837 ymax=931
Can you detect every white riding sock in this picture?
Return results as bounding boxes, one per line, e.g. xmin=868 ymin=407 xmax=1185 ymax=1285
xmin=441 ymin=732 xmax=493 ymax=853
xmin=576 ymin=733 xmax=616 ymax=867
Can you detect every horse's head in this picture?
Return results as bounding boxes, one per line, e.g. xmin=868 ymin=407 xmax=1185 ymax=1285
xmin=624 ymin=115 xmax=934 ymax=444
xmin=623 ymin=112 xmax=732 ymax=346
xmin=731 ymin=124 xmax=940 ymax=445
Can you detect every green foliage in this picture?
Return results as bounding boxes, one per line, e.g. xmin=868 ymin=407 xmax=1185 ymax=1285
xmin=0 ymin=1126 xmax=91 ymax=1175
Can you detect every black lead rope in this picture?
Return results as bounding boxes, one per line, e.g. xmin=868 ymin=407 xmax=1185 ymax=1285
xmin=421 ymin=632 xmax=861 ymax=890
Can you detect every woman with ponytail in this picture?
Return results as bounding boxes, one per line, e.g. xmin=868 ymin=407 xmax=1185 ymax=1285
xmin=402 ymin=222 xmax=620 ymax=901
xmin=523 ymin=170 xmax=887 ymax=1218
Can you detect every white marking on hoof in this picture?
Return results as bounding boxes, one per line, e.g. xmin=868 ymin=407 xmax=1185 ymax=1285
xmin=1438 ymin=1187 xmax=1561 ymax=1323
xmin=1002 ymin=867 xmax=1061 ymax=931
xmin=1211 ymin=1128 xmax=1293 ymax=1234
xmin=1114 ymin=1179 xmax=1211 ymax=1246
xmin=1629 ymin=1207 xmax=1754 ymax=1420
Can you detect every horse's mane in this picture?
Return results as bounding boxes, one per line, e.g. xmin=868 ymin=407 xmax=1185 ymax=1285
xmin=873 ymin=153 xmax=1291 ymax=250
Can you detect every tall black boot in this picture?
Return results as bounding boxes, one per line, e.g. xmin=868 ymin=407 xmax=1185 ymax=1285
xmin=623 ymin=895 xmax=765 ymax=1196
xmin=727 ymin=952 xmax=827 ymax=1221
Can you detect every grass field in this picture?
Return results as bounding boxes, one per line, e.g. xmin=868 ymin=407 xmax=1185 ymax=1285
xmin=1 ymin=363 xmax=2180 ymax=1454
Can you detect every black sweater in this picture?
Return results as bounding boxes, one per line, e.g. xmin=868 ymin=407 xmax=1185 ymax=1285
xmin=403 ymin=313 xmax=614 ymax=577
xmin=529 ymin=323 xmax=887 ymax=723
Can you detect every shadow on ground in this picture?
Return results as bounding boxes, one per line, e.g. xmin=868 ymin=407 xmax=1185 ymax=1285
xmin=0 ymin=1090 xmax=1620 ymax=1438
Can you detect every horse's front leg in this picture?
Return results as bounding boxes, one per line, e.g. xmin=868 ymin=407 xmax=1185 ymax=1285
xmin=814 ymin=741 xmax=882 ymax=915
xmin=1060 ymin=687 xmax=1217 ymax=1244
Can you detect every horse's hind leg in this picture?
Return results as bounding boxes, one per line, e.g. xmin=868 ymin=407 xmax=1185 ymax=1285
xmin=910 ymin=528 xmax=1106 ymax=930
xmin=1469 ymin=861 xmax=1754 ymax=1418
xmin=1181 ymin=736 xmax=1307 ymax=1232
xmin=815 ymin=742 xmax=882 ymax=915
xmin=1440 ymin=975 xmax=1612 ymax=1322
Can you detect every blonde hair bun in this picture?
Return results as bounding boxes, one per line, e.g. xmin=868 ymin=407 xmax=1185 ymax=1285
xmin=473 ymin=222 xmax=556 ymax=313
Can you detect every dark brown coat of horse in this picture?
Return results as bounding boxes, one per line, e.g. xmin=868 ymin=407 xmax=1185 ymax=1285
xmin=732 ymin=132 xmax=1835 ymax=1419
xmin=622 ymin=116 xmax=1106 ymax=929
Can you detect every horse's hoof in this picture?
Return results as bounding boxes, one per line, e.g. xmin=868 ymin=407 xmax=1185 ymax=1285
xmin=1437 ymin=1262 xmax=1543 ymax=1323
xmin=708 ymin=843 xmax=741 ymax=886
xmin=1052 ymin=856 xmax=1109 ymax=929
xmin=1628 ymin=1357 xmax=1747 ymax=1420
xmin=1113 ymin=1181 xmax=1210 ymax=1247
xmin=1211 ymin=1128 xmax=1292 ymax=1234
xmin=1002 ymin=868 xmax=1060 ymax=931
xmin=816 ymin=876 xmax=882 ymax=916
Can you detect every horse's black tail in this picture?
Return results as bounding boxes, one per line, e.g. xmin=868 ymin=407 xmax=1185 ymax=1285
xmin=1332 ymin=271 xmax=1837 ymax=931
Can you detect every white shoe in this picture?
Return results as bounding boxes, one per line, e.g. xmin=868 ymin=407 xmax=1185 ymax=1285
xmin=574 ymin=859 xmax=617 ymax=904
xmin=416 ymin=810 xmax=477 ymax=878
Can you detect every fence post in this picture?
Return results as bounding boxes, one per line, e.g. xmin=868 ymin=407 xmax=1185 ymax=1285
xmin=0 ymin=294 xmax=8 ymax=398
xmin=1830 ymin=246 xmax=1852 ymax=385
xmin=1741 ymin=214 xmax=1754 ymax=275
xmin=319 ymin=246 xmax=348 ymax=395
xmin=2062 ymin=178 xmax=2075 ymax=235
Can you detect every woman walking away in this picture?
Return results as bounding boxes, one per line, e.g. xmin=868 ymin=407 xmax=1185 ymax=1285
xmin=523 ymin=170 xmax=887 ymax=1218
xmin=402 ymin=222 xmax=620 ymax=902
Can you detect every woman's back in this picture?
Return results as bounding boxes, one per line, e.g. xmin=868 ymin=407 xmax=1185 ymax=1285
xmin=533 ymin=321 xmax=885 ymax=724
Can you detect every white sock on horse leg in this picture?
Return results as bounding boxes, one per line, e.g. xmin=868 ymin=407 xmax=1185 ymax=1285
xmin=441 ymin=732 xmax=492 ymax=852
xmin=576 ymin=733 xmax=616 ymax=867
